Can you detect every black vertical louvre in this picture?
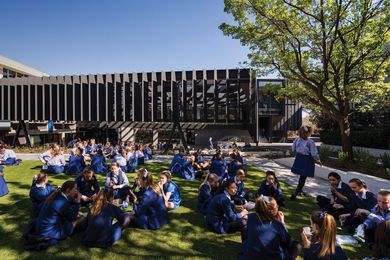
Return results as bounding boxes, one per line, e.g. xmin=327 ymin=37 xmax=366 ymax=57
xmin=51 ymin=84 xmax=58 ymax=120
xmin=66 ymin=84 xmax=73 ymax=120
xmin=90 ymin=83 xmax=97 ymax=121
xmin=74 ymin=84 xmax=81 ymax=121
xmin=59 ymin=84 xmax=65 ymax=120
xmin=82 ymin=83 xmax=89 ymax=121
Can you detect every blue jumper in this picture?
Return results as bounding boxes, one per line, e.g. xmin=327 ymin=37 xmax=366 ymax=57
xmin=29 ymin=184 xmax=56 ymax=216
xmin=66 ymin=155 xmax=86 ymax=174
xmin=91 ymin=155 xmax=107 ymax=174
xmin=163 ymin=181 xmax=182 ymax=209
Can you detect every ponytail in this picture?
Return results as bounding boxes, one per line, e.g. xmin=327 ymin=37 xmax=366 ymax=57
xmin=45 ymin=180 xmax=76 ymax=204
xmin=32 ymin=172 xmax=48 ymax=186
xmin=310 ymin=211 xmax=337 ymax=258
xmin=151 ymin=183 xmax=163 ymax=197
xmin=90 ymin=188 xmax=114 ymax=217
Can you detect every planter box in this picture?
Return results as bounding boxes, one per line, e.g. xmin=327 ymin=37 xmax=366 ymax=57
xmin=274 ymin=157 xmax=390 ymax=194
xmin=321 ymin=144 xmax=390 ymax=157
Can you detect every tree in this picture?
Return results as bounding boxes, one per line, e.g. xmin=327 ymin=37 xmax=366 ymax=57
xmin=220 ymin=0 xmax=390 ymax=158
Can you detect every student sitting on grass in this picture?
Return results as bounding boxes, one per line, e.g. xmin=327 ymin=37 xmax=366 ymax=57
xmin=362 ymin=220 xmax=390 ymax=260
xmin=197 ymin=172 xmax=219 ymax=215
xmin=316 ymin=172 xmax=354 ymax=219
xmin=45 ymin=148 xmax=66 ymax=174
xmin=239 ymin=196 xmax=300 ymax=260
xmin=227 ymin=153 xmax=242 ymax=180
xmin=179 ymin=156 xmax=196 ymax=180
xmin=129 ymin=169 xmax=168 ymax=230
xmin=66 ymin=147 xmax=86 ymax=174
xmin=75 ymin=168 xmax=100 ymax=207
xmin=113 ymin=149 xmax=128 ymax=173
xmin=30 ymin=173 xmax=56 ymax=217
xmin=39 ymin=144 xmax=59 ymax=165
xmin=257 ymin=171 xmax=285 ymax=207
xmin=169 ymin=148 xmax=186 ymax=175
xmin=301 ymin=211 xmax=347 ymax=260
xmin=0 ymin=144 xmax=17 ymax=165
xmin=205 ymin=179 xmax=248 ymax=234
xmin=338 ymin=178 xmax=377 ymax=233
xmin=209 ymin=151 xmax=227 ymax=181
xmin=105 ymin=163 xmax=131 ymax=205
xmin=82 ymin=188 xmax=132 ymax=248
xmin=353 ymin=190 xmax=390 ymax=244
xmin=0 ymin=166 xmax=8 ymax=199
xmin=159 ymin=170 xmax=182 ymax=210
xmin=32 ymin=181 xmax=85 ymax=249
xmin=193 ymin=149 xmax=209 ymax=171
xmin=230 ymin=169 xmax=255 ymax=210
xmin=90 ymin=149 xmax=108 ymax=174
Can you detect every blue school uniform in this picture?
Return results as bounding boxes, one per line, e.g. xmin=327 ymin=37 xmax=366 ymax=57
xmin=169 ymin=154 xmax=186 ymax=175
xmin=363 ymin=205 xmax=390 ymax=230
xmin=0 ymin=166 xmax=8 ymax=197
xmin=85 ymin=144 xmax=98 ymax=154
xmin=235 ymin=178 xmax=246 ymax=201
xmin=0 ymin=149 xmax=16 ymax=165
xmin=35 ymin=194 xmax=80 ymax=240
xmin=91 ymin=154 xmax=107 ymax=174
xmin=348 ymin=191 xmax=377 ymax=213
xmin=113 ymin=154 xmax=127 ymax=172
xmin=75 ymin=175 xmax=100 ymax=198
xmin=239 ymin=213 xmax=292 ymax=260
xmin=145 ymin=146 xmax=153 ymax=160
xmin=29 ymin=184 xmax=56 ymax=216
xmin=257 ymin=180 xmax=283 ymax=201
xmin=137 ymin=151 xmax=145 ymax=165
xmin=82 ymin=203 xmax=126 ymax=248
xmin=134 ymin=187 xmax=168 ymax=230
xmin=227 ymin=160 xmax=240 ymax=179
xmin=127 ymin=153 xmax=138 ymax=172
xmin=195 ymin=154 xmax=205 ymax=164
xmin=105 ymin=171 xmax=130 ymax=200
xmin=303 ymin=242 xmax=347 ymax=260
xmin=197 ymin=183 xmax=214 ymax=215
xmin=237 ymin=154 xmax=244 ymax=165
xmin=179 ymin=161 xmax=195 ymax=180
xmin=66 ymin=155 xmax=85 ymax=174
xmin=205 ymin=192 xmax=243 ymax=234
xmin=164 ymin=181 xmax=182 ymax=209
xmin=333 ymin=182 xmax=354 ymax=207
xmin=46 ymin=155 xmax=66 ymax=174
xmin=210 ymin=159 xmax=227 ymax=180
xmin=291 ymin=138 xmax=319 ymax=177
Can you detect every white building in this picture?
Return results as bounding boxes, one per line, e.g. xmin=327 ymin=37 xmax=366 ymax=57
xmin=0 ymin=55 xmax=49 ymax=78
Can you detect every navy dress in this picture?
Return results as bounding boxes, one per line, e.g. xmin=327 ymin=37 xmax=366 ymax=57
xmin=29 ymin=184 xmax=56 ymax=216
xmin=210 ymin=159 xmax=227 ymax=180
xmin=66 ymin=155 xmax=86 ymax=174
xmin=179 ymin=161 xmax=195 ymax=180
xmin=303 ymin=242 xmax=347 ymax=260
xmin=197 ymin=183 xmax=214 ymax=215
xmin=0 ymin=166 xmax=9 ymax=197
xmin=291 ymin=138 xmax=319 ymax=177
xmin=134 ymin=187 xmax=168 ymax=230
xmin=169 ymin=154 xmax=186 ymax=175
xmin=35 ymin=195 xmax=80 ymax=241
xmin=205 ymin=192 xmax=244 ymax=234
xmin=82 ymin=203 xmax=127 ymax=248
xmin=91 ymin=155 xmax=107 ymax=174
xmin=239 ymin=213 xmax=292 ymax=260
xmin=75 ymin=175 xmax=100 ymax=205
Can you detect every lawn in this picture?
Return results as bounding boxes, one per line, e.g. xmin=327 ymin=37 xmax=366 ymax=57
xmin=0 ymin=160 xmax=368 ymax=259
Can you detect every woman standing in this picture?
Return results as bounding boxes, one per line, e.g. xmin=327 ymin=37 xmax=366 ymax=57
xmin=290 ymin=125 xmax=321 ymax=200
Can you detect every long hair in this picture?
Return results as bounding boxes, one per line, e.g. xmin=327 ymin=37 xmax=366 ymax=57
xmin=310 ymin=211 xmax=337 ymax=259
xmin=254 ymin=196 xmax=274 ymax=223
xmin=217 ymin=179 xmax=235 ymax=194
xmin=32 ymin=172 xmax=48 ymax=186
xmin=45 ymin=180 xmax=76 ymax=204
xmin=138 ymin=168 xmax=154 ymax=187
xmin=298 ymin=125 xmax=312 ymax=140
xmin=90 ymin=188 xmax=114 ymax=217
xmin=160 ymin=170 xmax=172 ymax=181
xmin=372 ymin=220 xmax=390 ymax=258
xmin=199 ymin=172 xmax=219 ymax=192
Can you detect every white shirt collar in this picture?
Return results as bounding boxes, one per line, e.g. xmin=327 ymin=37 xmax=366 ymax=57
xmin=356 ymin=191 xmax=367 ymax=199
xmin=61 ymin=192 xmax=69 ymax=201
xmin=337 ymin=181 xmax=342 ymax=189
xmin=234 ymin=176 xmax=241 ymax=184
xmin=224 ymin=191 xmax=231 ymax=200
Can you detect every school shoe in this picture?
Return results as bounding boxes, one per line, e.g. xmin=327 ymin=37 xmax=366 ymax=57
xmin=353 ymin=225 xmax=365 ymax=243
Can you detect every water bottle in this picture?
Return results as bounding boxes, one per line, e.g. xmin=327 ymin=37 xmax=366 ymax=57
xmin=122 ymin=201 xmax=129 ymax=209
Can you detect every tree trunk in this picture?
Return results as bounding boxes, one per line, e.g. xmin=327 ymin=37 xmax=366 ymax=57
xmin=338 ymin=116 xmax=353 ymax=160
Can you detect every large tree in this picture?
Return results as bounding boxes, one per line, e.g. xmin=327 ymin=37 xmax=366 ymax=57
xmin=220 ymin=0 xmax=390 ymax=158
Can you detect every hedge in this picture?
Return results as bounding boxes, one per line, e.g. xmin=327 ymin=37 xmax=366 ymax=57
xmin=320 ymin=129 xmax=390 ymax=149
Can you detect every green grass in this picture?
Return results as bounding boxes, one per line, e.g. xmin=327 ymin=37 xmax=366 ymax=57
xmin=0 ymin=161 xmax=368 ymax=259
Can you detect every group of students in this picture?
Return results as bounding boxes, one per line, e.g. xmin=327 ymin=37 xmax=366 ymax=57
xmin=37 ymin=139 xmax=153 ymax=175
xmin=25 ymin=164 xmax=183 ymax=249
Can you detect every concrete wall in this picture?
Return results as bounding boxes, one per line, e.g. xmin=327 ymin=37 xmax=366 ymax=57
xmin=274 ymin=157 xmax=390 ymax=194
xmin=321 ymin=144 xmax=390 ymax=157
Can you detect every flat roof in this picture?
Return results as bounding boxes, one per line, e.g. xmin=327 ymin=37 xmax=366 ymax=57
xmin=0 ymin=55 xmax=49 ymax=77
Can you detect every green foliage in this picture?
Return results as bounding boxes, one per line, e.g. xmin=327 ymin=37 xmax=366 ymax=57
xmin=318 ymin=146 xmax=333 ymax=161
xmin=354 ymin=149 xmax=377 ymax=171
xmin=380 ymin=153 xmax=390 ymax=168
xmin=338 ymin=151 xmax=350 ymax=167
xmin=320 ymin=129 xmax=390 ymax=149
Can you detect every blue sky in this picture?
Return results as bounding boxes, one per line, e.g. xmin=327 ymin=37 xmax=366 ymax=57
xmin=0 ymin=0 xmax=249 ymax=75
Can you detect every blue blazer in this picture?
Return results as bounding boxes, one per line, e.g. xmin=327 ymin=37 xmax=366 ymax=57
xmin=29 ymin=184 xmax=56 ymax=216
xmin=164 ymin=181 xmax=182 ymax=208
xmin=205 ymin=192 xmax=242 ymax=233
xmin=227 ymin=160 xmax=240 ymax=179
xmin=197 ymin=183 xmax=214 ymax=215
xmin=210 ymin=159 xmax=227 ymax=180
xmin=134 ymin=187 xmax=168 ymax=230
xmin=239 ymin=213 xmax=292 ymax=260
xmin=91 ymin=155 xmax=107 ymax=174
xmin=303 ymin=242 xmax=347 ymax=260
xmin=85 ymin=144 xmax=98 ymax=154
xmin=332 ymin=182 xmax=354 ymax=207
xmin=66 ymin=155 xmax=86 ymax=174
xmin=82 ymin=203 xmax=125 ymax=248
xmin=35 ymin=195 xmax=80 ymax=240
xmin=179 ymin=161 xmax=195 ymax=180
xmin=348 ymin=191 xmax=377 ymax=214
xmin=169 ymin=154 xmax=186 ymax=174
xmin=257 ymin=180 xmax=283 ymax=200
xmin=75 ymin=175 xmax=100 ymax=197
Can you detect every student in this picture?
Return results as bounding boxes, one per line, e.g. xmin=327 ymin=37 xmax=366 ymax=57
xmin=126 ymin=147 xmax=138 ymax=173
xmin=232 ymin=169 xmax=254 ymax=210
xmin=29 ymin=173 xmax=56 ymax=216
xmin=144 ymin=144 xmax=153 ymax=161
xmin=129 ymin=169 xmax=168 ymax=230
xmin=0 ymin=144 xmax=17 ymax=165
xmin=103 ymin=142 xmax=114 ymax=158
xmin=179 ymin=156 xmax=196 ymax=180
xmin=290 ymin=125 xmax=321 ymax=200
xmin=169 ymin=148 xmax=186 ymax=175
xmin=239 ymin=196 xmax=300 ymax=260
xmin=85 ymin=139 xmax=98 ymax=155
xmin=39 ymin=144 xmax=59 ymax=165
xmin=82 ymin=188 xmax=131 ymax=248
xmin=193 ymin=149 xmax=209 ymax=171
xmin=316 ymin=172 xmax=354 ymax=219
xmin=0 ymin=166 xmax=9 ymax=198
xmin=338 ymin=179 xmax=377 ymax=233
xmin=113 ymin=149 xmax=128 ymax=173
xmin=257 ymin=171 xmax=285 ymax=207
xmin=136 ymin=145 xmax=145 ymax=165
xmin=301 ymin=211 xmax=347 ymax=260
xmin=205 ymin=179 xmax=248 ymax=234
xmin=227 ymin=153 xmax=241 ymax=180
xmin=353 ymin=190 xmax=390 ymax=244
xmin=159 ymin=171 xmax=182 ymax=210
xmin=46 ymin=148 xmax=66 ymax=174
xmin=105 ymin=163 xmax=131 ymax=205
xmin=75 ymin=168 xmax=100 ymax=207
xmin=207 ymin=137 xmax=213 ymax=150
xmin=209 ymin=151 xmax=227 ymax=181
xmin=33 ymin=181 xmax=85 ymax=248
xmin=197 ymin=172 xmax=219 ymax=215
xmin=90 ymin=149 xmax=108 ymax=174
xmin=368 ymin=220 xmax=390 ymax=260
xmin=66 ymin=147 xmax=86 ymax=174
xmin=232 ymin=149 xmax=244 ymax=165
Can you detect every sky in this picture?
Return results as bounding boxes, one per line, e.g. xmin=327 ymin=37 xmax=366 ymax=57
xmin=0 ymin=0 xmax=250 ymax=76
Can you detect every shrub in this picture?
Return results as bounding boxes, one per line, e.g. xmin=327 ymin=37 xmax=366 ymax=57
xmin=380 ymin=153 xmax=390 ymax=168
xmin=337 ymin=151 xmax=349 ymax=168
xmin=354 ymin=149 xmax=378 ymax=172
xmin=318 ymin=146 xmax=333 ymax=161
xmin=320 ymin=129 xmax=390 ymax=149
